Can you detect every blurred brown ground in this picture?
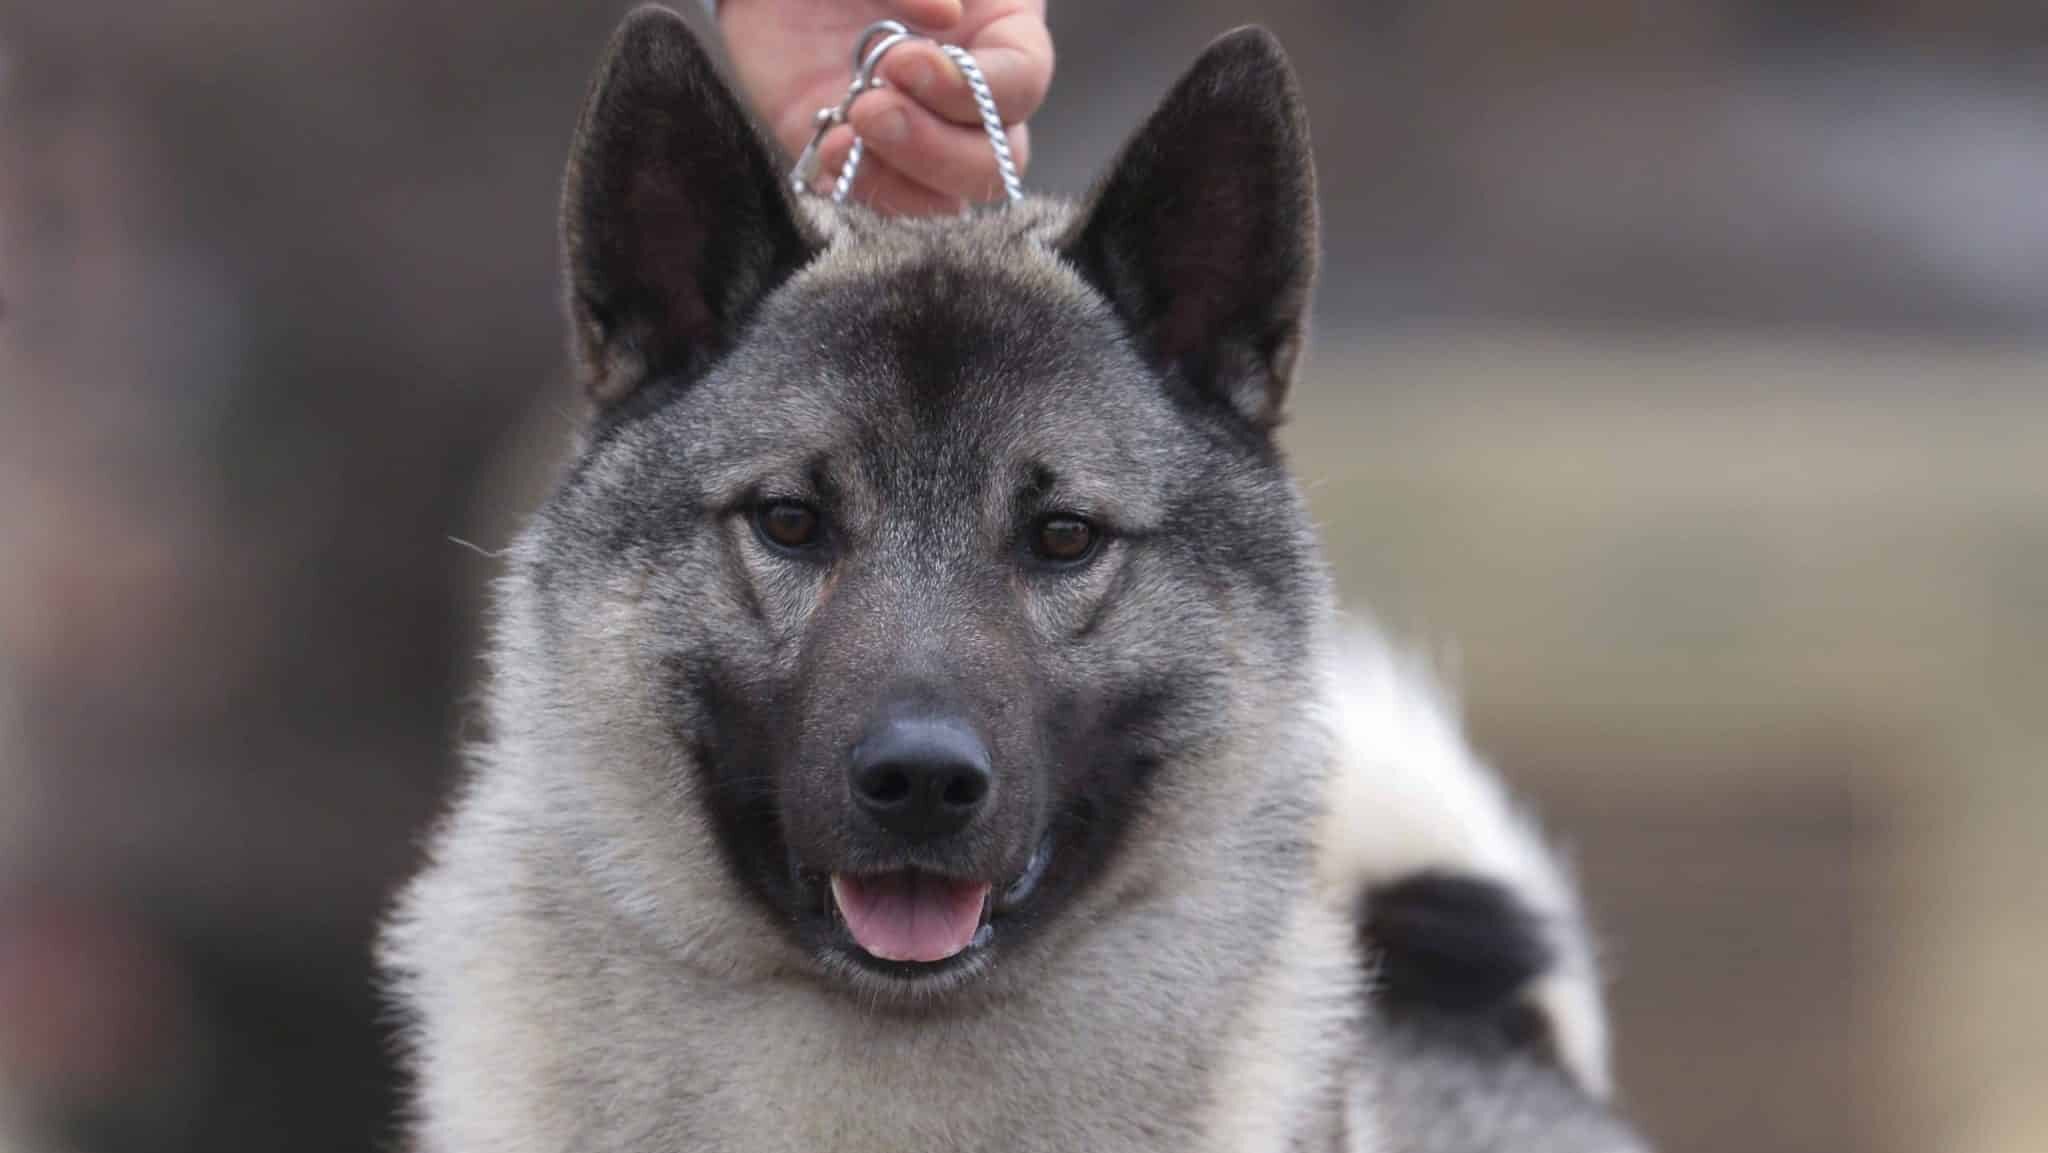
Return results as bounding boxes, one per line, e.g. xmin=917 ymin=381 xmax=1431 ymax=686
xmin=2 ymin=3 xmax=2045 ymax=1153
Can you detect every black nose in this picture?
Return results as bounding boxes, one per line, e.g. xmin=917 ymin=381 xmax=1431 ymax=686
xmin=849 ymin=714 xmax=992 ymax=841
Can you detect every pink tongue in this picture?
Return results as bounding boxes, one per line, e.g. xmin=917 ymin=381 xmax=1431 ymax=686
xmin=831 ymin=872 xmax=992 ymax=964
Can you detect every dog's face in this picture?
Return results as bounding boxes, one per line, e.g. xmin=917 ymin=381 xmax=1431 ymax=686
xmin=516 ymin=7 xmax=1322 ymax=1000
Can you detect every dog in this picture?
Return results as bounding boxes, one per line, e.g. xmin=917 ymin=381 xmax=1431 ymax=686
xmin=379 ymin=8 xmax=1648 ymax=1151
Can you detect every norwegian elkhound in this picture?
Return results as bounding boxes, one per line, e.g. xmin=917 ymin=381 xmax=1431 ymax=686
xmin=380 ymin=7 xmax=1649 ymax=1151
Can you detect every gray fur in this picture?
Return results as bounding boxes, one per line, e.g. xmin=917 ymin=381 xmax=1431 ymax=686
xmin=1376 ymin=1021 xmax=1647 ymax=1153
xmin=380 ymin=8 xmax=1647 ymax=1152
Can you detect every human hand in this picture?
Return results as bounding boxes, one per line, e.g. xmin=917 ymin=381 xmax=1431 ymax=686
xmin=720 ymin=0 xmax=1053 ymax=214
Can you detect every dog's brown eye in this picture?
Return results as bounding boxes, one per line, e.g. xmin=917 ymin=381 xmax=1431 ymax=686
xmin=755 ymin=501 xmax=822 ymax=551
xmin=1033 ymin=516 xmax=1098 ymax=564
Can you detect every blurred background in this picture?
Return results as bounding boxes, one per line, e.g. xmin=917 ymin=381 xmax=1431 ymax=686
xmin=2 ymin=2 xmax=2044 ymax=1151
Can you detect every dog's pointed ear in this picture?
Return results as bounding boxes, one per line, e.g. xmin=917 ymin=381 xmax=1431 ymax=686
xmin=1062 ymin=28 xmax=1316 ymax=430
xmin=562 ymin=6 xmax=816 ymax=406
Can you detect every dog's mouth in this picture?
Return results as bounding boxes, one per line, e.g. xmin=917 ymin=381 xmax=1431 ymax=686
xmin=809 ymin=836 xmax=1055 ymax=973
xmin=829 ymin=872 xmax=991 ymax=963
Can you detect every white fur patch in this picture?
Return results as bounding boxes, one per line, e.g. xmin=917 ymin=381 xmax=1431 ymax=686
xmin=1314 ymin=618 xmax=1614 ymax=1098
xmin=1198 ymin=898 xmax=1364 ymax=1153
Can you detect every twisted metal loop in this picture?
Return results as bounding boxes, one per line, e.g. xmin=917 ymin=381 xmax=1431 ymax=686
xmin=788 ymin=19 xmax=1023 ymax=207
xmin=935 ymin=43 xmax=1023 ymax=204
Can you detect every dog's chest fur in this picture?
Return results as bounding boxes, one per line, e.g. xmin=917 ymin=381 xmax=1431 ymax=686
xmin=391 ymin=762 xmax=1367 ymax=1153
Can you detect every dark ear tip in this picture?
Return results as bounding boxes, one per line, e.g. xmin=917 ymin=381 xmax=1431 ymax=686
xmin=607 ymin=4 xmax=712 ymax=76
xmin=618 ymin=3 xmax=693 ymax=39
xmin=1185 ymin=26 xmax=1309 ymax=142
xmin=1201 ymin=25 xmax=1297 ymax=81
xmin=1210 ymin=25 xmax=1288 ymax=60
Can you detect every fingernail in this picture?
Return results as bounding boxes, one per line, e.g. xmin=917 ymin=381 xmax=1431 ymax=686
xmin=871 ymin=108 xmax=909 ymax=145
xmin=904 ymin=59 xmax=936 ymax=96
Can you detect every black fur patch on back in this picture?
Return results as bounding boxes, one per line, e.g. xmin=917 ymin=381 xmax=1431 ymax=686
xmin=1361 ymin=872 xmax=1553 ymax=1019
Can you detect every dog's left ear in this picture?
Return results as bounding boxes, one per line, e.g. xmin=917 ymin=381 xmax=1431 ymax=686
xmin=1062 ymin=28 xmax=1316 ymax=430
xmin=562 ymin=6 xmax=816 ymax=406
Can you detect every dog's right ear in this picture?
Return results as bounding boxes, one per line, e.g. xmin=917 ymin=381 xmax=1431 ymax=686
xmin=562 ymin=6 xmax=816 ymax=406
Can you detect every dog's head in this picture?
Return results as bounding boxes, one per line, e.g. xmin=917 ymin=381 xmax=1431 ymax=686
xmin=510 ymin=5 xmax=1325 ymax=1000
